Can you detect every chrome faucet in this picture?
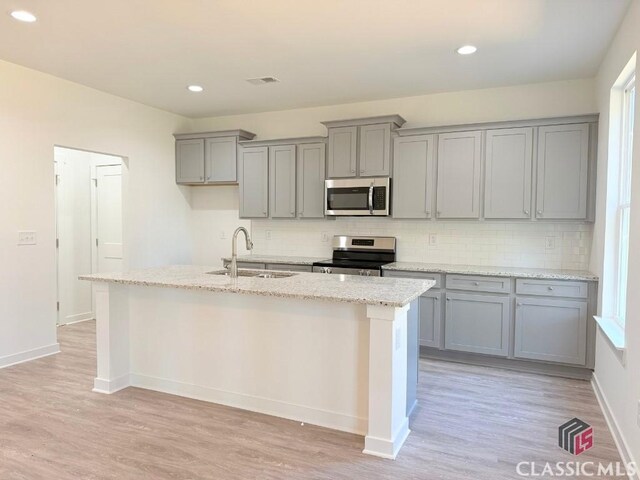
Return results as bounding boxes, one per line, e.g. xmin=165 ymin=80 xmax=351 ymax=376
xmin=229 ymin=227 xmax=254 ymax=278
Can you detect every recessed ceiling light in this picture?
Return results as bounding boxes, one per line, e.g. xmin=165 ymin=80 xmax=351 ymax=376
xmin=187 ymin=85 xmax=204 ymax=93
xmin=457 ymin=45 xmax=477 ymax=55
xmin=10 ymin=10 xmax=37 ymax=22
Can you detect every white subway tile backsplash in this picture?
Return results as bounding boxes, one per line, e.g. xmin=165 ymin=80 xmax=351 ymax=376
xmin=250 ymin=218 xmax=593 ymax=270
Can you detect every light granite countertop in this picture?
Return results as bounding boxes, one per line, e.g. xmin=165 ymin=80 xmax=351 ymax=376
xmin=80 ymin=265 xmax=435 ymax=307
xmin=221 ymin=255 xmax=329 ymax=265
xmin=382 ymin=262 xmax=598 ymax=281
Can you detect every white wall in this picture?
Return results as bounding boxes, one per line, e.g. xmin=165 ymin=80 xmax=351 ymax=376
xmin=187 ymin=78 xmax=597 ymax=267
xmin=0 ymin=59 xmax=193 ymax=367
xmin=590 ymin=0 xmax=640 ymax=466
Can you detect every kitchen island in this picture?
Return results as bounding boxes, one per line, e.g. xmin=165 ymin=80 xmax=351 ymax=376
xmin=80 ymin=266 xmax=434 ymax=459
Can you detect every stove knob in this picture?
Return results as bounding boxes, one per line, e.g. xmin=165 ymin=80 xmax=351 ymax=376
xmin=365 ymin=270 xmax=373 ymax=276
xmin=359 ymin=269 xmax=365 ymax=276
xmin=326 ymin=267 xmax=332 ymax=274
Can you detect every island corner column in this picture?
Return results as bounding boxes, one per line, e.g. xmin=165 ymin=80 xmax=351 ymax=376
xmin=363 ymin=303 xmax=411 ymax=459
xmin=92 ymin=282 xmax=131 ymax=394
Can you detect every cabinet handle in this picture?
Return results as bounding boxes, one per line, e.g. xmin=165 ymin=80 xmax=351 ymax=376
xmin=548 ymin=286 xmax=554 ymax=291
xmin=290 ymin=211 xmax=295 ymax=215
xmin=524 ymin=210 xmax=529 ymax=215
xmin=474 ymin=282 xmax=479 ymax=286
xmin=446 ymin=297 xmax=451 ymax=301
xmin=200 ymin=176 xmax=204 ymax=181
xmin=263 ymin=211 xmax=267 ymax=216
xmin=537 ymin=210 xmax=543 ymax=216
xmin=517 ymin=302 xmax=523 ymax=307
xmin=426 ymin=210 xmax=431 ymax=216
xmin=351 ymin=168 xmax=356 ymax=173
xmin=206 ymin=176 xmax=211 ymax=181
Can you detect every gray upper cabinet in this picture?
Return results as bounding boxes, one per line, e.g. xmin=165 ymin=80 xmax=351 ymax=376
xmin=205 ymin=137 xmax=237 ymax=183
xmin=436 ymin=131 xmax=482 ymax=219
xmin=327 ymin=126 xmax=357 ymax=178
xmin=174 ymin=130 xmax=255 ymax=185
xmin=444 ymin=292 xmax=510 ymax=357
xmin=359 ymin=123 xmax=391 ymax=176
xmin=239 ymin=146 xmax=269 ymax=218
xmin=536 ymin=123 xmax=589 ymax=219
xmin=392 ymin=135 xmax=435 ymax=219
xmin=269 ymin=145 xmax=297 ymax=218
xmin=176 ymin=139 xmax=205 ymax=184
xmin=484 ymin=127 xmax=533 ymax=219
xmin=514 ymin=297 xmax=587 ymax=365
xmin=297 ymin=143 xmax=326 ymax=218
xmin=323 ymin=115 xmax=406 ymax=179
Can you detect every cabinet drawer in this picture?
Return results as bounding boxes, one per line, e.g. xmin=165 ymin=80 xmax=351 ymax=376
xmin=265 ymin=263 xmax=312 ymax=272
xmin=516 ymin=279 xmax=588 ymax=299
xmin=446 ymin=274 xmax=511 ymax=293
xmin=383 ymin=270 xmax=442 ymax=288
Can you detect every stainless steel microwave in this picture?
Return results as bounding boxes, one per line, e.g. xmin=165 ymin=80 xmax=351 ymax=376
xmin=324 ymin=177 xmax=390 ymax=216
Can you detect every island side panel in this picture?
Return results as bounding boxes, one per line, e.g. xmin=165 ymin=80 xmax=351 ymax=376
xmin=93 ymin=283 xmax=130 ymax=393
xmin=126 ymin=286 xmax=370 ymax=435
xmin=363 ymin=304 xmax=411 ymax=460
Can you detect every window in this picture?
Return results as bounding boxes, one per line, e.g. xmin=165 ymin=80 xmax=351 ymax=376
xmin=614 ymin=74 xmax=635 ymax=327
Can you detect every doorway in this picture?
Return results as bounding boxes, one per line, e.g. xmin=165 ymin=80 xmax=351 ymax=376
xmin=54 ymin=147 xmax=124 ymax=326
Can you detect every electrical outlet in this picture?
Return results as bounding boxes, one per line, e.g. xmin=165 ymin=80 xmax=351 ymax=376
xmin=429 ymin=234 xmax=438 ymax=246
xmin=17 ymin=231 xmax=36 ymax=245
xmin=545 ymin=237 xmax=556 ymax=250
xmin=265 ymin=230 xmax=272 ymax=240
xmin=219 ymin=231 xmax=226 ymax=240
xmin=321 ymin=232 xmax=330 ymax=243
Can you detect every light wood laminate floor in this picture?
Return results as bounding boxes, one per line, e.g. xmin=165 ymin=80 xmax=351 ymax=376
xmin=0 ymin=321 xmax=621 ymax=479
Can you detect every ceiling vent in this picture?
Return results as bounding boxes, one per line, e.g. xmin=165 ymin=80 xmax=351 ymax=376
xmin=246 ymin=76 xmax=280 ymax=85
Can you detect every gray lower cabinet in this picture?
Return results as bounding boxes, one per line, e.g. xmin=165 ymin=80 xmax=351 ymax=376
xmin=484 ymin=127 xmax=533 ymax=219
xmin=297 ymin=143 xmax=326 ymax=218
xmin=239 ymin=147 xmax=269 ymax=218
xmin=444 ymin=292 xmax=510 ymax=357
xmin=436 ymin=131 xmax=482 ymax=218
xmin=327 ymin=126 xmax=358 ymax=178
xmin=419 ymin=291 xmax=441 ymax=348
xmin=536 ymin=123 xmax=589 ymax=220
xmin=269 ymin=145 xmax=296 ymax=218
xmin=392 ymin=135 xmax=435 ymax=219
xmin=176 ymin=139 xmax=205 ymax=184
xmin=265 ymin=263 xmax=313 ymax=272
xmin=514 ymin=297 xmax=587 ymax=365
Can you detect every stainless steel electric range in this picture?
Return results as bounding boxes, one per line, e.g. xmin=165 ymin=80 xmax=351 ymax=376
xmin=312 ymin=235 xmax=396 ymax=277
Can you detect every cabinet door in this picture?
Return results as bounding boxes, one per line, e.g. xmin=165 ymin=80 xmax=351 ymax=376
xmin=297 ymin=143 xmax=326 ymax=218
xmin=436 ymin=131 xmax=482 ymax=218
xmin=419 ymin=291 xmax=442 ymax=348
xmin=269 ymin=145 xmax=296 ymax=218
xmin=392 ymin=135 xmax=435 ymax=219
xmin=327 ymin=126 xmax=357 ymax=178
xmin=238 ymin=147 xmax=269 ymax=218
xmin=176 ymin=139 xmax=205 ymax=184
xmin=444 ymin=292 xmax=510 ymax=356
xmin=514 ymin=297 xmax=587 ymax=365
xmin=536 ymin=124 xmax=589 ymax=219
xmin=359 ymin=124 xmax=391 ymax=176
xmin=205 ymin=136 xmax=237 ymax=183
xmin=484 ymin=128 xmax=533 ymax=219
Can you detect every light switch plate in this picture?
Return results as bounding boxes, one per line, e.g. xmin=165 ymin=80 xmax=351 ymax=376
xmin=429 ymin=234 xmax=438 ymax=246
xmin=321 ymin=232 xmax=330 ymax=243
xmin=265 ymin=230 xmax=272 ymax=240
xmin=18 ymin=231 xmax=37 ymax=245
xmin=545 ymin=237 xmax=556 ymax=250
xmin=219 ymin=231 xmax=226 ymax=240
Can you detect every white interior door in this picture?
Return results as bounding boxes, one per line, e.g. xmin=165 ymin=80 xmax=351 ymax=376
xmin=55 ymin=152 xmax=93 ymax=325
xmin=95 ymin=164 xmax=123 ymax=273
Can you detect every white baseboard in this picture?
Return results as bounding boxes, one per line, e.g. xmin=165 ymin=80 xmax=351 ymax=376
xmin=363 ymin=418 xmax=410 ymax=459
xmin=0 ymin=343 xmax=60 ymax=370
xmin=591 ymin=373 xmax=639 ymax=480
xmin=93 ymin=374 xmax=130 ymax=394
xmin=129 ymin=373 xmax=367 ymax=435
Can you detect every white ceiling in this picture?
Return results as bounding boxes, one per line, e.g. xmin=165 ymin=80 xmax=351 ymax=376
xmin=0 ymin=0 xmax=630 ymax=118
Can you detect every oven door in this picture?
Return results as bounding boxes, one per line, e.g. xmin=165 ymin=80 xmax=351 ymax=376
xmin=325 ymin=177 xmax=390 ymax=216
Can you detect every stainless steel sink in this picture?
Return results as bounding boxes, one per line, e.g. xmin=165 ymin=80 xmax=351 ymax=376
xmin=206 ymin=269 xmax=297 ymax=279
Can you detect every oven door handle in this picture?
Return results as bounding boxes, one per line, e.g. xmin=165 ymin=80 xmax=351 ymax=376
xmin=368 ymin=183 xmax=374 ymax=215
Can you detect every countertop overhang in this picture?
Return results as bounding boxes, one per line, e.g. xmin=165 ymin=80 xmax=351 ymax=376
xmin=80 ymin=265 xmax=434 ymax=308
